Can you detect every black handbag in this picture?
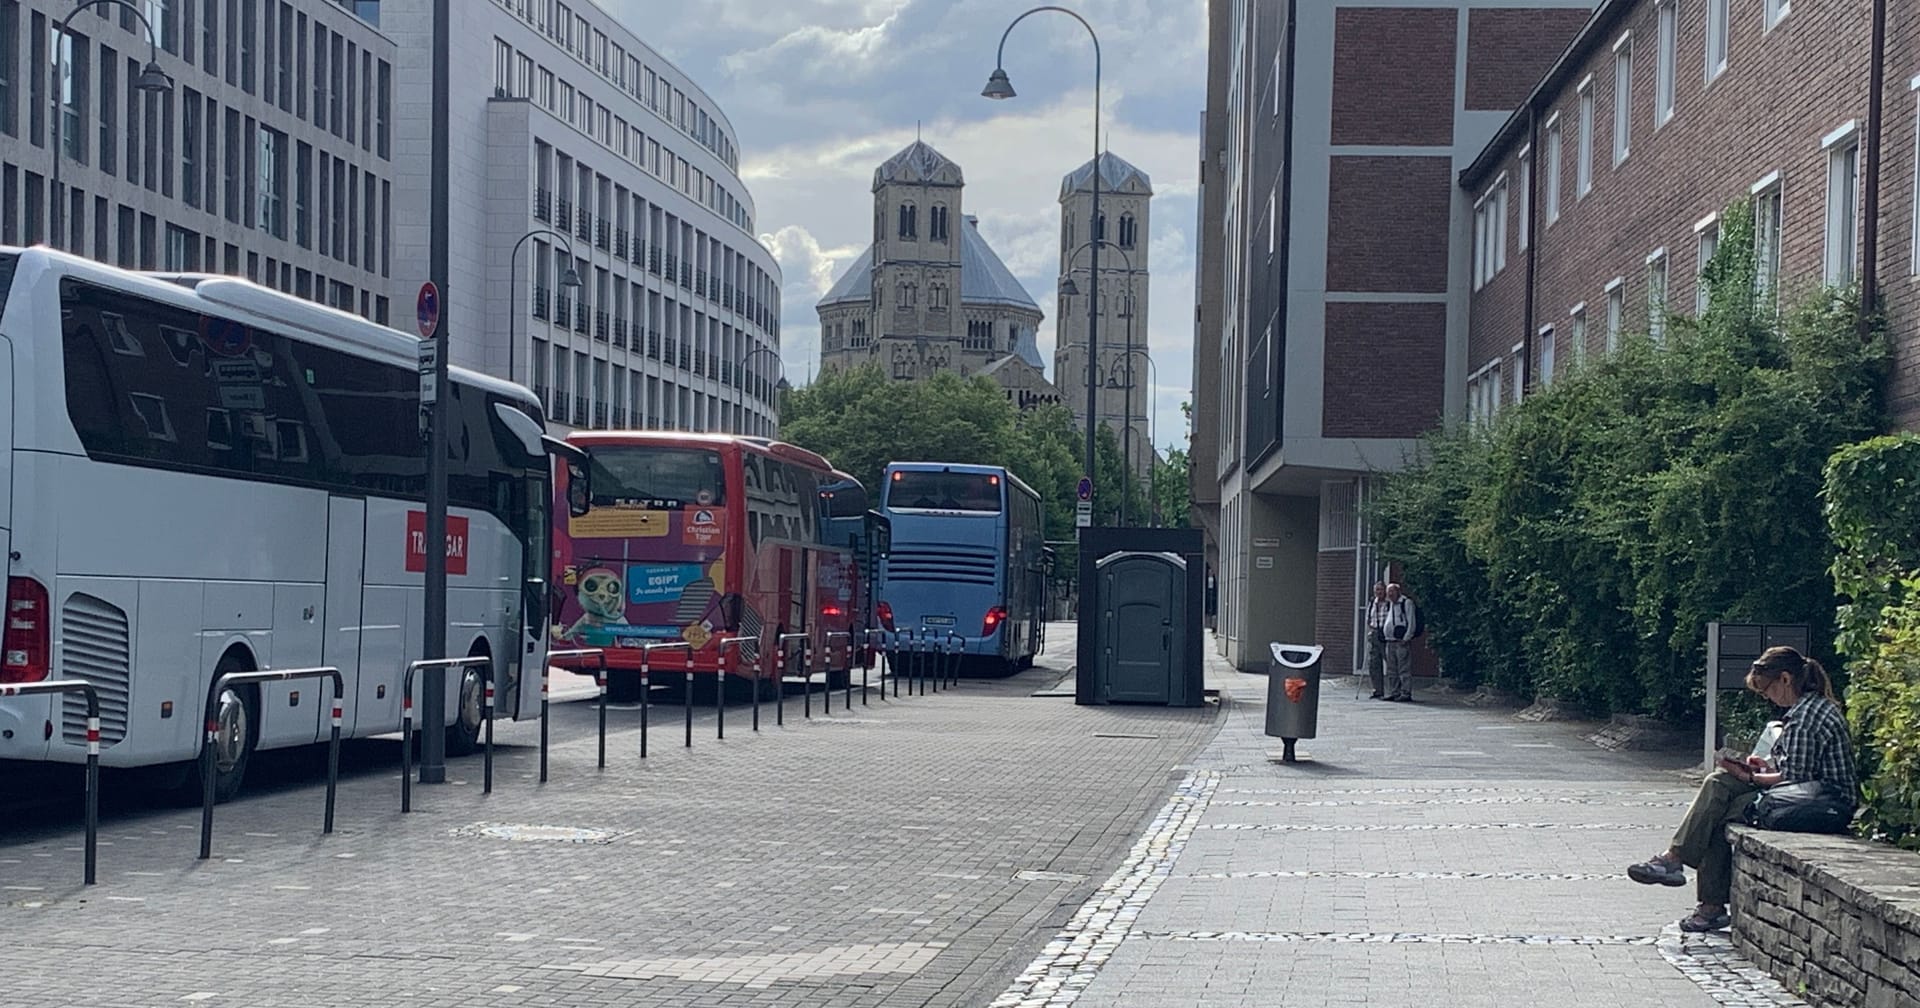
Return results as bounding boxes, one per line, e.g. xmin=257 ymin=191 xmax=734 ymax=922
xmin=1743 ymin=781 xmax=1855 ymax=835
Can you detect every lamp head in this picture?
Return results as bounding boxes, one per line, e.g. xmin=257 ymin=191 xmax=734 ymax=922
xmin=560 ymin=266 xmax=583 ymax=290
xmin=1058 ymin=276 xmax=1080 ymax=297
xmin=135 ymin=61 xmax=174 ymax=93
xmin=981 ymin=68 xmax=1016 ymax=100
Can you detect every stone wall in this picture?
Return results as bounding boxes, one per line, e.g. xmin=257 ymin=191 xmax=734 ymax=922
xmin=1729 ymin=827 xmax=1920 ymax=1007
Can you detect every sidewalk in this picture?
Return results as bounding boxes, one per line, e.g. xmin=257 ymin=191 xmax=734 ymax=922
xmin=991 ymin=638 xmax=1809 ymax=1008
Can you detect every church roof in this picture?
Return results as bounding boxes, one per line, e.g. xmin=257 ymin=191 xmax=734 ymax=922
xmin=874 ymin=140 xmax=963 ymax=188
xmin=817 ymin=246 xmax=875 ymax=306
xmin=1059 ymin=151 xmax=1152 ymax=198
xmin=814 ymin=217 xmax=1040 ymax=312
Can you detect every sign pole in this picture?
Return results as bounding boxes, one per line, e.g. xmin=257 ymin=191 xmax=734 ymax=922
xmin=420 ymin=0 xmax=453 ymax=785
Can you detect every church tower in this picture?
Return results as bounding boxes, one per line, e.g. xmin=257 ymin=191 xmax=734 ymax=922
xmin=1057 ymin=152 xmax=1153 ymax=473
xmin=870 ymin=141 xmax=965 ymax=377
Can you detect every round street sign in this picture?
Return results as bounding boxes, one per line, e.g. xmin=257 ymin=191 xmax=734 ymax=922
xmin=1076 ymin=477 xmax=1093 ymax=501
xmin=416 ymin=282 xmax=441 ymax=339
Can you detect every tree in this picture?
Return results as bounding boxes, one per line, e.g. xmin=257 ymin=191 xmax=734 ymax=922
xmin=1150 ymin=448 xmax=1191 ymax=527
xmin=778 ymin=365 xmax=1019 ymax=493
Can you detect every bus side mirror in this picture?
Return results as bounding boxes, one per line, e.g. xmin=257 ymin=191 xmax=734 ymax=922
xmin=565 ymin=458 xmax=591 ymax=518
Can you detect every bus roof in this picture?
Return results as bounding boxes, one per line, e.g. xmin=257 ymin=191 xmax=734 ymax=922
xmin=567 ymin=430 xmax=837 ymax=473
xmin=4 ymin=246 xmax=537 ymax=410
xmin=883 ymin=461 xmax=1039 ymax=500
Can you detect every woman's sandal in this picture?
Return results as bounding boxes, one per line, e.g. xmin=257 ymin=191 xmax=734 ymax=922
xmin=1679 ymin=910 xmax=1731 ymax=932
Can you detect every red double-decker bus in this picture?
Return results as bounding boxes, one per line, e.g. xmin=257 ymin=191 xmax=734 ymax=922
xmin=549 ymin=432 xmax=866 ymax=697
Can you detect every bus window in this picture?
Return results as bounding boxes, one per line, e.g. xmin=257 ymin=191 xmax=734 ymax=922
xmin=887 ymin=470 xmax=1002 ymax=512
xmin=588 ymin=446 xmax=725 ymax=509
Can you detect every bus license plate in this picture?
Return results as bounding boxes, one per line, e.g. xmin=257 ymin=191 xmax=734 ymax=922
xmin=922 ymin=616 xmax=956 ymax=627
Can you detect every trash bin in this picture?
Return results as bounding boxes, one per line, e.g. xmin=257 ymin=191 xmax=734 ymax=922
xmin=1264 ymin=643 xmax=1323 ymax=763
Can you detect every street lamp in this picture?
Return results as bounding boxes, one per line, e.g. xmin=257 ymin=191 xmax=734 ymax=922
xmin=1108 ymin=347 xmax=1157 ymax=525
xmin=984 ymin=5 xmax=1101 ymax=514
xmin=740 ymin=344 xmax=783 ymax=437
xmin=51 ymin=1 xmax=173 ymax=250
xmin=1059 ymin=237 xmax=1135 ymax=522
xmin=506 ymin=229 xmax=581 ymax=389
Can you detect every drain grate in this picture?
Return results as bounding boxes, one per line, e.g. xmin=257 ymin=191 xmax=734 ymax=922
xmin=454 ymin=823 xmax=619 ymax=844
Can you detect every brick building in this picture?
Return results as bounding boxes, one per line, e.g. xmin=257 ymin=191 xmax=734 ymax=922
xmin=1194 ymin=0 xmax=1593 ymax=673
xmin=1462 ymin=0 xmax=1918 ymax=430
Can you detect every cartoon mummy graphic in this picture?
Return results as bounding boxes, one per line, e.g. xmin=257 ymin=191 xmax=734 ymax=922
xmin=560 ymin=566 xmax=626 ymax=641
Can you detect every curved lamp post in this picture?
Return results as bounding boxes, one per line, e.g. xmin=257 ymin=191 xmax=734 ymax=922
xmin=741 ymin=344 xmax=782 ymax=437
xmin=51 ymin=1 xmax=173 ymax=250
xmin=1108 ymin=347 xmax=1157 ymax=526
xmin=507 ymin=229 xmax=581 ymax=390
xmin=1058 ymin=238 xmax=1136 ymax=524
xmin=984 ymin=5 xmax=1100 ymax=512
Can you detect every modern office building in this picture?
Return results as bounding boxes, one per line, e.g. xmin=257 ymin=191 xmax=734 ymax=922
xmin=816 ymin=140 xmax=1052 ymax=408
xmin=1057 ymin=151 xmax=1153 ymax=476
xmin=356 ymin=0 xmax=783 ymax=435
xmin=1 ymin=0 xmax=398 ymax=322
xmin=1193 ymin=0 xmax=1593 ymax=674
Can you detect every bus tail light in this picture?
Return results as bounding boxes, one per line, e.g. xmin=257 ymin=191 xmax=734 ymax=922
xmin=983 ymin=606 xmax=1008 ymax=636
xmin=3 ymin=577 xmax=52 ymax=683
xmin=821 ymin=604 xmax=844 ymax=618
xmin=876 ymin=600 xmax=896 ymax=631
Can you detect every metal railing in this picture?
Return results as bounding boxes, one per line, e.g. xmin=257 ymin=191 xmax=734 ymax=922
xmin=544 ymin=649 xmax=607 ymax=774
xmin=825 ymin=631 xmax=854 ymax=710
xmin=716 ymin=636 xmax=756 ymax=739
xmin=201 ymin=666 xmax=344 ymax=860
xmin=0 ymin=681 xmax=102 ymax=883
xmin=640 ymin=641 xmax=693 ymax=757
xmin=399 ymin=657 xmax=493 ymax=812
xmin=775 ymin=632 xmax=810 ymax=725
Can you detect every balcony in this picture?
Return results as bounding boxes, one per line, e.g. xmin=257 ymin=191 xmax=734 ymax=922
xmin=573 ymin=396 xmax=589 ymax=425
xmin=575 ymin=212 xmax=592 ymax=242
xmin=647 ymin=247 xmax=662 ymax=275
xmin=534 ymin=188 xmax=552 ymax=223
xmin=614 ymin=230 xmax=629 ymax=259
xmin=694 ymin=349 xmax=708 ymax=376
xmin=554 ymin=199 xmax=572 ymax=230
xmin=612 ymin=408 xmax=627 ymax=428
xmin=664 ymin=253 xmax=678 ymax=280
xmin=595 ymin=311 xmax=610 ymax=342
xmin=696 ymin=269 xmax=709 ymax=297
xmin=680 ymin=263 xmax=693 ymax=288
xmin=613 ymin=318 xmax=628 ymax=348
xmin=572 ymin=306 xmax=588 ymax=334
xmin=532 ymin=287 xmax=549 ymax=320
xmin=647 ymin=331 xmax=662 ymax=358
xmin=594 ymin=403 xmax=608 ymax=428
xmin=554 ymin=299 xmax=572 ymax=328
xmin=595 ymin=219 xmax=610 ymax=251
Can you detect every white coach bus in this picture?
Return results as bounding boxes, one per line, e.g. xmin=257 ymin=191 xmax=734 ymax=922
xmin=0 ymin=246 xmax=569 ymax=800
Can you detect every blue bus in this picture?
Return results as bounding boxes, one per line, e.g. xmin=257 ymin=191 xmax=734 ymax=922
xmin=877 ymin=462 xmax=1046 ymax=673
xmin=820 ymin=471 xmax=891 ymax=648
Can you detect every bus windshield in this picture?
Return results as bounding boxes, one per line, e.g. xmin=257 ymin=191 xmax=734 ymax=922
xmin=887 ymin=471 xmax=1002 ymax=512
xmin=589 ymin=446 xmax=726 ymax=509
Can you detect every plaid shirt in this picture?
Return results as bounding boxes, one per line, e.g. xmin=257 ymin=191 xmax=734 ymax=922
xmin=1772 ymin=693 xmax=1858 ymax=800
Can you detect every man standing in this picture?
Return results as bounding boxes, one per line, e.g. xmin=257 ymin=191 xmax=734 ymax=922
xmin=1364 ymin=582 xmax=1390 ymax=699
xmin=1382 ymin=582 xmax=1418 ymax=702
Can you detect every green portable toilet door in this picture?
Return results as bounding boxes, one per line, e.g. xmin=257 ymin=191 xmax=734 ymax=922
xmin=1100 ymin=555 xmax=1181 ymax=703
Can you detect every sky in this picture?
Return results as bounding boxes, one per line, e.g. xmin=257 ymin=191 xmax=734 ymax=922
xmin=605 ymin=0 xmax=1210 ymax=456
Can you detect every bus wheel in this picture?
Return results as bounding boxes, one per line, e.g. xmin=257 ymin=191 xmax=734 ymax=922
xmin=192 ymin=660 xmax=257 ymax=804
xmin=445 ymin=659 xmax=486 ymax=757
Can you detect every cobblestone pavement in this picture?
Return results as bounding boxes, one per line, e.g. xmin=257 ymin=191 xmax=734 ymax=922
xmin=0 ymin=626 xmax=1218 ymax=1007
xmin=991 ymin=647 xmax=1812 ymax=1008
xmin=0 ymin=628 xmax=1811 ymax=1007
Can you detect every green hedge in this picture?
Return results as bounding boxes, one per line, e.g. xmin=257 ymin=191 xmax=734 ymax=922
xmin=1372 ymin=201 xmax=1887 ymax=721
xmin=1824 ymin=435 xmax=1920 ymax=848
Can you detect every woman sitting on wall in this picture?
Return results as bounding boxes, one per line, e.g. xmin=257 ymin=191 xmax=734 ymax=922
xmin=1625 ymin=646 xmax=1857 ymax=932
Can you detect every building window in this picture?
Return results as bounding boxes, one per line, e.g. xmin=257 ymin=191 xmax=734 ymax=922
xmin=1516 ymin=149 xmax=1530 ymax=250
xmin=1510 ymin=343 xmax=1525 ymax=402
xmin=1118 ymin=212 xmax=1137 ymax=248
xmin=930 ymin=204 xmax=948 ymax=242
xmin=1695 ymin=217 xmax=1719 ymax=314
xmin=1569 ymin=303 xmax=1588 ymax=365
xmin=1576 ymin=80 xmax=1593 ymax=196
xmin=1705 ymin=0 xmax=1728 ymax=82
xmin=1646 ymin=249 xmax=1668 ymax=344
xmin=181 ymin=89 xmax=199 ymax=207
xmin=1753 ymin=176 xmax=1784 ymax=306
xmin=1537 ymin=326 xmax=1556 ymax=387
xmin=1765 ymin=0 xmax=1790 ymax=31
xmin=0 ymin=0 xmax=14 ymax=138
xmin=1825 ymin=130 xmax=1861 ymax=285
xmin=897 ymin=202 xmax=917 ymax=239
xmin=1655 ymin=1 xmax=1676 ymax=126
xmin=494 ymin=38 xmax=511 ymax=95
xmin=1605 ymin=278 xmax=1625 ymax=351
xmin=929 ymin=282 xmax=949 ymax=311
xmin=1543 ymin=115 xmax=1562 ymax=223
xmin=1613 ymin=34 xmax=1633 ymax=165
xmin=1472 ymin=176 xmax=1507 ymax=289
xmin=258 ymin=126 xmax=285 ymax=237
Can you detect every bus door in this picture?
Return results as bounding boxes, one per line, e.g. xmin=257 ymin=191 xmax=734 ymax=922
xmin=324 ymin=496 xmax=378 ymax=735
